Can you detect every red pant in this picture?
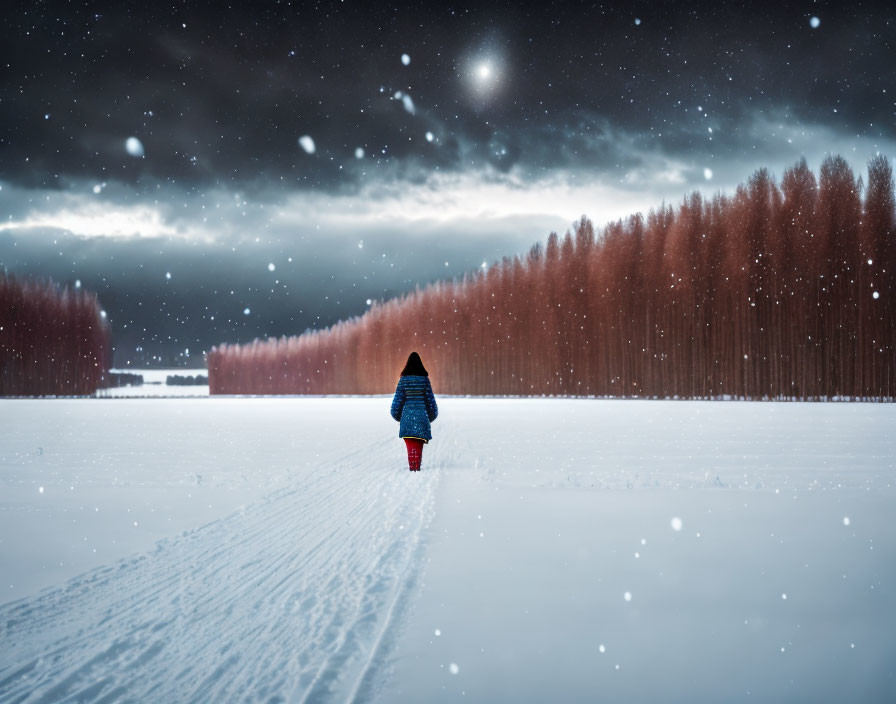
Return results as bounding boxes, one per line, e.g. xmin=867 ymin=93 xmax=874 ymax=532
xmin=404 ymin=438 xmax=424 ymax=471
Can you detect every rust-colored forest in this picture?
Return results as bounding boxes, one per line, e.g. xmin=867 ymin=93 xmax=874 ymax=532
xmin=0 ymin=275 xmax=109 ymax=395
xmin=209 ymin=155 xmax=895 ymax=400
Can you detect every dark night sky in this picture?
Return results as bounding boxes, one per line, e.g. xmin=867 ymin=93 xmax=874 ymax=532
xmin=1 ymin=1 xmax=894 ymax=366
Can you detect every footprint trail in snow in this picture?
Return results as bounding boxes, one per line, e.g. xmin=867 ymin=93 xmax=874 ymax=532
xmin=0 ymin=440 xmax=439 ymax=703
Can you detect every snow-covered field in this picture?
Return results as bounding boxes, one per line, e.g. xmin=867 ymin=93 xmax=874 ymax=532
xmin=1 ymin=398 xmax=894 ymax=702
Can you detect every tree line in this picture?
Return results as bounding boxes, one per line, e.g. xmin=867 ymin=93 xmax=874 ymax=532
xmin=0 ymin=274 xmax=110 ymax=395
xmin=209 ymin=155 xmax=895 ymax=400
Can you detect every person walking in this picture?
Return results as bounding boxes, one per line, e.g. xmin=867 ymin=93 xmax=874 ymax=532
xmin=390 ymin=352 xmax=438 ymax=471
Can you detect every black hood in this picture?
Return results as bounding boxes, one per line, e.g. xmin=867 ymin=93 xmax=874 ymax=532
xmin=400 ymin=352 xmax=428 ymax=377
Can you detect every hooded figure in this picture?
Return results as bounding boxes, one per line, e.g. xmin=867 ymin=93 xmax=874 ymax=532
xmin=390 ymin=352 xmax=438 ymax=471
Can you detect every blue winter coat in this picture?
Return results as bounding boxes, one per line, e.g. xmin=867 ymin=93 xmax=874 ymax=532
xmin=390 ymin=375 xmax=438 ymax=441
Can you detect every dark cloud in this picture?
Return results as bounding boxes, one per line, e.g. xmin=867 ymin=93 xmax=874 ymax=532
xmin=3 ymin=1 xmax=892 ymax=192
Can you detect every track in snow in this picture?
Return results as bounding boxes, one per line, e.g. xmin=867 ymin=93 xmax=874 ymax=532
xmin=0 ymin=436 xmax=447 ymax=703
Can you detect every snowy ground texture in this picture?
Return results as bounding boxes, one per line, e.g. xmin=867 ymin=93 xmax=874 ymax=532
xmin=1 ymin=398 xmax=894 ymax=703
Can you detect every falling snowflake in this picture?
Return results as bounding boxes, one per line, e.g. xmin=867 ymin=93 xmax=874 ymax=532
xmin=355 ymin=147 xmax=365 ymax=159
xmin=671 ymin=517 xmax=683 ymax=531
xmin=243 ymin=307 xmax=251 ymax=315
xmin=125 ymin=136 xmax=145 ymax=157
xmin=268 ymin=263 xmax=275 ymax=272
xmin=449 ymin=663 xmax=459 ymax=675
xmin=810 ymin=16 xmax=821 ymax=28
xmin=298 ymin=135 xmax=316 ymax=154
xmin=401 ymin=53 xmax=411 ymax=65
xmin=623 ymin=591 xmax=632 ymax=602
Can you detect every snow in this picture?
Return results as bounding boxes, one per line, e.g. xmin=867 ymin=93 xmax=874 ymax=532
xmin=381 ymin=400 xmax=896 ymax=703
xmin=810 ymin=16 xmax=821 ymax=29
xmin=393 ymin=91 xmax=415 ymax=115
xmin=298 ymin=135 xmax=316 ymax=154
xmin=401 ymin=53 xmax=411 ymax=66
xmin=125 ymin=137 xmax=144 ymax=157
xmin=1 ymin=398 xmax=894 ymax=702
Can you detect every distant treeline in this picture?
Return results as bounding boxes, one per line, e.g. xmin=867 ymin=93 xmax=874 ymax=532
xmin=106 ymin=371 xmax=143 ymax=387
xmin=166 ymin=374 xmax=208 ymax=386
xmin=209 ymin=155 xmax=896 ymax=400
xmin=1 ymin=274 xmax=109 ymax=395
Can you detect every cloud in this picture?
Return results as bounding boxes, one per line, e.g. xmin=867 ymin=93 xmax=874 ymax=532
xmin=0 ymin=202 xmax=209 ymax=241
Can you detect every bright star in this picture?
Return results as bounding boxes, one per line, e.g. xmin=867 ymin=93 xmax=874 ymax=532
xmin=464 ymin=47 xmax=505 ymax=106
